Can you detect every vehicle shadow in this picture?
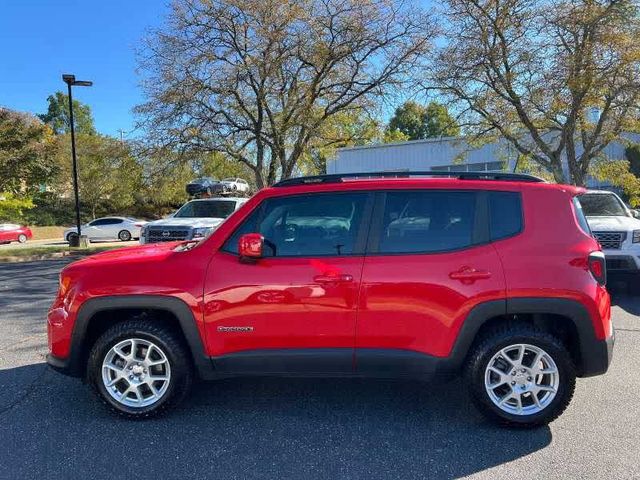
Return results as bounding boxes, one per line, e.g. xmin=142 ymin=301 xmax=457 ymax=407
xmin=0 ymin=363 xmax=551 ymax=480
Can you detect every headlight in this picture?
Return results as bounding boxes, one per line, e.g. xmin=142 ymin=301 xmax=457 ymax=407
xmin=633 ymin=230 xmax=640 ymax=243
xmin=192 ymin=227 xmax=214 ymax=239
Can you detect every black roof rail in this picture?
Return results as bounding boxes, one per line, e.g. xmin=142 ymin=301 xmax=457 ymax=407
xmin=272 ymin=171 xmax=546 ymax=187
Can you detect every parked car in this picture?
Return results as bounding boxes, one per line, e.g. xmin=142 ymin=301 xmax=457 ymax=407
xmin=221 ymin=177 xmax=250 ymax=194
xmin=140 ymin=197 xmax=247 ymax=244
xmin=579 ymin=190 xmax=640 ymax=276
xmin=0 ymin=223 xmax=32 ymax=244
xmin=185 ymin=177 xmax=226 ymax=197
xmin=48 ymin=172 xmax=613 ymax=427
xmin=64 ymin=217 xmax=146 ymax=243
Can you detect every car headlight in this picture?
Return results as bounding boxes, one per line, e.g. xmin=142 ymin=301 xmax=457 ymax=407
xmin=192 ymin=227 xmax=214 ymax=239
xmin=633 ymin=230 xmax=640 ymax=243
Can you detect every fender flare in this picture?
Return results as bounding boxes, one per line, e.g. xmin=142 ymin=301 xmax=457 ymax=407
xmin=62 ymin=295 xmax=214 ymax=379
xmin=444 ymin=297 xmax=607 ymax=377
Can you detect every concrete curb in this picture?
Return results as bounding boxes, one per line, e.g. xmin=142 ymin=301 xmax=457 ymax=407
xmin=0 ymin=251 xmax=74 ymax=263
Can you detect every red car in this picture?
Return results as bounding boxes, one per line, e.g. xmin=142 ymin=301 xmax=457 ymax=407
xmin=47 ymin=172 xmax=613 ymax=427
xmin=0 ymin=223 xmax=33 ymax=244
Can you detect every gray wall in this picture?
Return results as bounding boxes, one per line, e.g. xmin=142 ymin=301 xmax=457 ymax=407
xmin=328 ymin=136 xmax=635 ymax=187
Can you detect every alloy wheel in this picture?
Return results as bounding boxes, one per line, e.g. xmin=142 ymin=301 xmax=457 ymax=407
xmin=484 ymin=343 xmax=559 ymax=416
xmin=101 ymin=338 xmax=171 ymax=408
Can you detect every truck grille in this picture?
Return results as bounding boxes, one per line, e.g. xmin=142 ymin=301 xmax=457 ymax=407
xmin=605 ymin=256 xmax=636 ymax=271
xmin=146 ymin=228 xmax=190 ymax=243
xmin=593 ymin=231 xmax=626 ymax=250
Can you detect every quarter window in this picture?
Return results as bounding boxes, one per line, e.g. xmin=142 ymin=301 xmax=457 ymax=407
xmin=224 ymin=193 xmax=368 ymax=257
xmin=488 ymin=192 xmax=522 ymax=240
xmin=377 ymin=191 xmax=477 ymax=254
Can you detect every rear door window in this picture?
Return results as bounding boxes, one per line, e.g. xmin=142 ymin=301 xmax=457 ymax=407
xmin=375 ymin=190 xmax=478 ymax=254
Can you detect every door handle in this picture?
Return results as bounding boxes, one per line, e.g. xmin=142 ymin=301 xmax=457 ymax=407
xmin=313 ymin=274 xmax=354 ymax=284
xmin=449 ymin=267 xmax=492 ymax=281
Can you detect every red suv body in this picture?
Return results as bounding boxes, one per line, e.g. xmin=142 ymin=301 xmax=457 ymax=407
xmin=47 ymin=173 xmax=613 ymax=426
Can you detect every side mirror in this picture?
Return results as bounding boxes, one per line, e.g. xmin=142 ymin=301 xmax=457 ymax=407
xmin=632 ymin=209 xmax=640 ymax=219
xmin=239 ymin=233 xmax=264 ymax=261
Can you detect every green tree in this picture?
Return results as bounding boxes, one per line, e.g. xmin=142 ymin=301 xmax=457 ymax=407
xmin=388 ymin=101 xmax=459 ymax=140
xmin=591 ymin=158 xmax=640 ymax=207
xmin=0 ymin=193 xmax=34 ymax=222
xmin=625 ymin=144 xmax=640 ymax=177
xmin=53 ymin=134 xmax=142 ymax=219
xmin=300 ymin=110 xmax=409 ymax=175
xmin=38 ymin=91 xmax=96 ymax=135
xmin=0 ymin=107 xmax=58 ymax=196
xmin=388 ymin=101 xmax=426 ymax=140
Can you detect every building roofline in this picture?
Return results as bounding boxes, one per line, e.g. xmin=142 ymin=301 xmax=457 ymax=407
xmin=335 ymin=135 xmax=469 ymax=153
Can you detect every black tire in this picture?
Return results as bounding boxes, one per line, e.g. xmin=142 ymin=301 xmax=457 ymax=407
xmin=465 ymin=324 xmax=576 ymax=428
xmin=66 ymin=232 xmax=78 ymax=244
xmin=118 ymin=230 xmax=132 ymax=242
xmin=87 ymin=319 xmax=193 ymax=419
xmin=17 ymin=234 xmax=27 ymax=243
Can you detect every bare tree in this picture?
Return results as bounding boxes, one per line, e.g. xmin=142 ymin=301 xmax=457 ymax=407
xmin=429 ymin=0 xmax=640 ymax=185
xmin=136 ymin=0 xmax=435 ymax=187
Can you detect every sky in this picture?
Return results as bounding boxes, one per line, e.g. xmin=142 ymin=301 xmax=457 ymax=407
xmin=0 ymin=0 xmax=168 ymax=137
xmin=0 ymin=1 xmax=434 ymax=139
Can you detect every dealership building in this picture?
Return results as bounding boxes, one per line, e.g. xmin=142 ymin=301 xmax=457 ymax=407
xmin=327 ymin=136 xmax=632 ymax=188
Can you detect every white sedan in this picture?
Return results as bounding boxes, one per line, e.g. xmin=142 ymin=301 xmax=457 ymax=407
xmin=221 ymin=177 xmax=250 ymax=193
xmin=64 ymin=217 xmax=146 ymax=243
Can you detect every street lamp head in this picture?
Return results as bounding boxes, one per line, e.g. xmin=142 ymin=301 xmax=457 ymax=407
xmin=62 ymin=74 xmax=93 ymax=87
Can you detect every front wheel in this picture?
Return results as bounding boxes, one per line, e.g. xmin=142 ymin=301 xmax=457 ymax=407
xmin=17 ymin=234 xmax=27 ymax=243
xmin=87 ymin=320 xmax=193 ymax=419
xmin=466 ymin=325 xmax=576 ymax=428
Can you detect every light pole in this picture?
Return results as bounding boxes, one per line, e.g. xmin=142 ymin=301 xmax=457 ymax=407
xmin=62 ymin=74 xmax=92 ymax=246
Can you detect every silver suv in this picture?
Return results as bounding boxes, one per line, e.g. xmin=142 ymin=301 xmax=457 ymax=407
xmin=140 ymin=197 xmax=247 ymax=244
xmin=579 ymin=190 xmax=640 ymax=274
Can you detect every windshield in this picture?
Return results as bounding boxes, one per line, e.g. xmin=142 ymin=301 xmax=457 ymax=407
xmin=578 ymin=193 xmax=628 ymax=217
xmin=174 ymin=200 xmax=236 ymax=218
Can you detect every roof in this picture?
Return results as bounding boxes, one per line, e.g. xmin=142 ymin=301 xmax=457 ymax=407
xmin=264 ymin=172 xmax=585 ymax=197
xmin=273 ymin=171 xmax=545 ymax=187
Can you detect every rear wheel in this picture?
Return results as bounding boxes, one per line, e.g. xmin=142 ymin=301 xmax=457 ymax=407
xmin=17 ymin=234 xmax=27 ymax=243
xmin=118 ymin=230 xmax=132 ymax=241
xmin=466 ymin=324 xmax=575 ymax=428
xmin=87 ymin=320 xmax=193 ymax=419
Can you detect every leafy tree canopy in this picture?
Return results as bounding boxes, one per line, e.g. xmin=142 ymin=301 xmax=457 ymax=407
xmin=0 ymin=108 xmax=58 ymax=195
xmin=38 ymin=91 xmax=96 ymax=135
xmin=430 ymin=0 xmax=640 ymax=186
xmin=388 ymin=101 xmax=460 ymax=140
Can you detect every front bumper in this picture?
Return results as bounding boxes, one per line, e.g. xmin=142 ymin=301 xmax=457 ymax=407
xmin=603 ymin=253 xmax=640 ymax=273
xmin=46 ymin=353 xmax=78 ymax=377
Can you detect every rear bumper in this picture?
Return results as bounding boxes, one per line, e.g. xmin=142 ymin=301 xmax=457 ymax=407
xmin=580 ymin=330 xmax=615 ymax=377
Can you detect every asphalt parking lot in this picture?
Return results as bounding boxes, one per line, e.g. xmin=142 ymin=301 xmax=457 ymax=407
xmin=0 ymin=259 xmax=639 ymax=480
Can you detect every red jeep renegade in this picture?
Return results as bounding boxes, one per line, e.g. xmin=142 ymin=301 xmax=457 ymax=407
xmin=47 ymin=172 xmax=613 ymax=427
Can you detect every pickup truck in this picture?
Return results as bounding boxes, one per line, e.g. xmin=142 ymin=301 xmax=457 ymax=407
xmin=140 ymin=197 xmax=247 ymax=244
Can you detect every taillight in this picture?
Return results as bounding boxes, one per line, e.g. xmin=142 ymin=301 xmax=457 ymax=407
xmin=588 ymin=251 xmax=606 ymax=285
